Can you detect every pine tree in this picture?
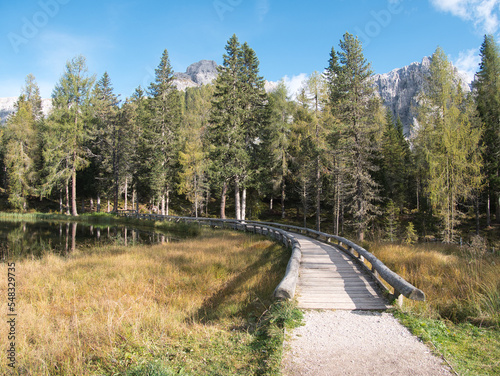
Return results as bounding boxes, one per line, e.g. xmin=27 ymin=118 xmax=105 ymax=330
xmin=474 ymin=35 xmax=500 ymax=225
xmin=416 ymin=47 xmax=483 ymax=242
xmin=380 ymin=110 xmax=410 ymax=209
xmin=91 ymin=72 xmax=120 ymax=211
xmin=46 ymin=55 xmax=95 ymax=216
xmin=123 ymin=86 xmax=150 ymax=212
xmin=326 ymin=33 xmax=380 ymax=241
xmin=237 ymin=42 xmax=269 ymax=220
xmin=146 ymin=49 xmax=181 ymax=215
xmin=207 ymin=34 xmax=269 ymax=220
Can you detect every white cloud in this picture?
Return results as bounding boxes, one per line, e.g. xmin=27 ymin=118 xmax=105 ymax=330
xmin=429 ymin=0 xmax=500 ymax=33
xmin=453 ymin=48 xmax=481 ymax=82
xmin=282 ymin=73 xmax=308 ymax=100
xmin=256 ymin=0 xmax=270 ymax=22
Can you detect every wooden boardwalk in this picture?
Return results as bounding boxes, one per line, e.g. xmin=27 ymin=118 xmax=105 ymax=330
xmin=293 ymin=234 xmax=391 ymax=310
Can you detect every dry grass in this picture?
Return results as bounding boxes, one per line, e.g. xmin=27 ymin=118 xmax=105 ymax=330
xmin=0 ymin=228 xmax=289 ymax=375
xmin=371 ymin=241 xmax=500 ymax=325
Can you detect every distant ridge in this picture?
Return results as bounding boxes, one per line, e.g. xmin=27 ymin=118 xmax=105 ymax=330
xmin=0 ymin=58 xmax=472 ymax=127
xmin=0 ymin=97 xmax=52 ymax=124
xmin=372 ymin=56 xmax=471 ymax=136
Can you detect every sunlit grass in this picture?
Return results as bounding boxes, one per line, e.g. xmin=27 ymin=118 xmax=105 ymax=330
xmin=0 ymin=228 xmax=290 ymax=375
xmin=371 ymin=240 xmax=500 ymax=375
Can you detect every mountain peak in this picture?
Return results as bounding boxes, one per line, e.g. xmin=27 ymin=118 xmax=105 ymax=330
xmin=174 ymin=60 xmax=218 ymax=90
xmin=373 ymin=56 xmax=471 ymax=136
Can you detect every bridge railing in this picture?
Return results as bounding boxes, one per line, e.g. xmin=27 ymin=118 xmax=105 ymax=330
xmin=117 ymin=211 xmax=425 ymax=304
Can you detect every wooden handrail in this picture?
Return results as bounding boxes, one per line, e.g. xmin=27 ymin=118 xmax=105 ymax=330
xmin=116 ymin=212 xmax=425 ymax=302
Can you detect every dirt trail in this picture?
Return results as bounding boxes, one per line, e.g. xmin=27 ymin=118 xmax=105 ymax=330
xmin=282 ymin=310 xmax=454 ymax=376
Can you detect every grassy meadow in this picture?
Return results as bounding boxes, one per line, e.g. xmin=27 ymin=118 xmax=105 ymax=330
xmin=0 ymin=224 xmax=298 ymax=376
xmin=371 ymin=240 xmax=500 ymax=375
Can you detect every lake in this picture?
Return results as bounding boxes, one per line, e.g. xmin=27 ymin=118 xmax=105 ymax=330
xmin=0 ymin=220 xmax=176 ymax=261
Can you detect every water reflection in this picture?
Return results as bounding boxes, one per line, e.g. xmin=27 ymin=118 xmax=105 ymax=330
xmin=0 ymin=220 xmax=175 ymax=261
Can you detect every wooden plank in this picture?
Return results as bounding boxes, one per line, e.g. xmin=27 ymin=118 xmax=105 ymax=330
xmin=291 ymin=234 xmax=390 ymax=310
xmin=297 ymin=302 xmax=390 ymax=310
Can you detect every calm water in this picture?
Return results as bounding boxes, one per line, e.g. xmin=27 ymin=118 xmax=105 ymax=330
xmin=0 ymin=220 xmax=176 ymax=261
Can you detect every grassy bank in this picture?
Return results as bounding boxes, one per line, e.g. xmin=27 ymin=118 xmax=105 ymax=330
xmin=0 ymin=227 xmax=299 ymax=375
xmin=371 ymin=241 xmax=500 ymax=375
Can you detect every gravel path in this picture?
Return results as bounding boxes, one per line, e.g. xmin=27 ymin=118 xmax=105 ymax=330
xmin=282 ymin=310 xmax=454 ymax=376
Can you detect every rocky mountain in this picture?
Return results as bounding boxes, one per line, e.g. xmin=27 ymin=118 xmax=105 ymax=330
xmin=173 ymin=59 xmax=278 ymax=92
xmin=0 ymin=58 xmax=472 ymax=128
xmin=372 ymin=56 xmax=471 ymax=136
xmin=174 ymin=60 xmax=219 ymax=90
xmin=0 ymin=97 xmax=52 ymax=124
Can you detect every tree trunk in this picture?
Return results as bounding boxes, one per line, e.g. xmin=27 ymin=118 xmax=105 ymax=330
xmin=241 ymin=188 xmax=246 ymax=221
xmin=124 ymin=177 xmax=128 ymax=211
xmin=235 ymin=178 xmax=241 ymax=220
xmin=166 ymin=190 xmax=169 ymax=216
xmin=475 ymin=194 xmax=480 ymax=235
xmin=72 ymin=156 xmax=78 ymax=216
xmin=416 ymin=177 xmax=420 ymax=212
xmin=316 ymin=158 xmax=321 ymax=232
xmin=496 ymin=192 xmax=500 ymax=224
xmin=81 ymin=198 xmax=85 ymax=214
xmin=281 ymin=179 xmax=286 ymax=219
xmin=220 ymin=181 xmax=227 ymax=219
xmin=161 ymin=194 xmax=166 ymax=216
xmin=270 ymin=197 xmax=273 ymax=210
xmin=65 ymin=181 xmax=70 ymax=215
xmin=107 ymin=199 xmax=110 ymax=213
xmin=358 ymin=228 xmax=364 ymax=242
xmin=487 ymin=192 xmax=491 ymax=227
xmin=334 ymin=182 xmax=340 ymax=236
xmin=97 ymin=194 xmax=101 ymax=213
xmin=206 ymin=188 xmax=210 ymax=217
xmin=59 ymin=190 xmax=63 ymax=214
xmin=113 ymin=159 xmax=118 ymax=212
xmin=302 ymin=181 xmax=307 ymax=228
xmin=132 ymin=189 xmax=136 ymax=212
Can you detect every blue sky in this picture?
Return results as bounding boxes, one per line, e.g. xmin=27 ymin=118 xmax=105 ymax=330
xmin=1 ymin=0 xmax=499 ymax=99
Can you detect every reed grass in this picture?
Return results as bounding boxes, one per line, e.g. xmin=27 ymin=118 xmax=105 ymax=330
xmin=371 ymin=241 xmax=500 ymax=325
xmin=0 ymin=228 xmax=290 ymax=375
xmin=371 ymin=240 xmax=500 ymax=376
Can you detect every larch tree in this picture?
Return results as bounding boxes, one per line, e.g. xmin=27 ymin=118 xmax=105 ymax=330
xmin=474 ymin=34 xmax=500 ymax=225
xmin=21 ymin=73 xmax=43 ymax=121
xmin=266 ymin=80 xmax=294 ymax=218
xmin=179 ymin=85 xmax=214 ymax=217
xmin=2 ymin=97 xmax=37 ymax=210
xmin=416 ymin=47 xmax=483 ymax=242
xmin=46 ymin=55 xmax=95 ymax=216
xmin=300 ymin=71 xmax=330 ymax=231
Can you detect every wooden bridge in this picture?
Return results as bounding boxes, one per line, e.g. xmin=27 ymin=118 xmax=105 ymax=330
xmin=118 ymin=212 xmax=425 ymax=309
xmin=294 ymin=234 xmax=390 ymax=310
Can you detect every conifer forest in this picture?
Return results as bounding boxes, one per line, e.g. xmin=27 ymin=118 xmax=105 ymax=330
xmin=2 ymin=33 xmax=500 ymax=243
